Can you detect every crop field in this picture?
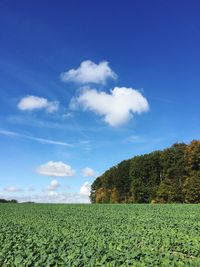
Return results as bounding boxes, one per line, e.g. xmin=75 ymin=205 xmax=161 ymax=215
xmin=0 ymin=204 xmax=200 ymax=266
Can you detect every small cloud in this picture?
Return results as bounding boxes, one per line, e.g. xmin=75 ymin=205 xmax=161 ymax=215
xmin=72 ymin=87 xmax=149 ymax=126
xmin=60 ymin=60 xmax=117 ymax=85
xmin=80 ymin=182 xmax=91 ymax=196
xmin=47 ymin=179 xmax=59 ymax=190
xmin=82 ymin=167 xmax=96 ymax=177
xmin=47 ymin=191 xmax=59 ymax=197
xmin=37 ymin=161 xmax=75 ymax=177
xmin=18 ymin=95 xmax=59 ymax=113
xmin=4 ymin=186 xmax=23 ymax=193
xmin=62 ymin=112 xmax=73 ymax=119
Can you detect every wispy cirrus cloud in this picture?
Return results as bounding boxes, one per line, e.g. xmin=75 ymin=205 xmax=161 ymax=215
xmin=0 ymin=129 xmax=73 ymax=147
xmin=60 ymin=60 xmax=117 ymax=85
xmin=4 ymin=186 xmax=23 ymax=193
xmin=123 ymin=135 xmax=145 ymax=144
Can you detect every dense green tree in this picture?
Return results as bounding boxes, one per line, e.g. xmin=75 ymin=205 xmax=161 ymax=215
xmin=155 ymin=143 xmax=187 ymax=203
xmin=90 ymin=140 xmax=200 ymax=204
xmin=183 ymin=172 xmax=200 ymax=203
xmin=130 ymin=151 xmax=161 ymax=203
xmin=0 ymin=199 xmax=18 ymax=203
xmin=186 ymin=140 xmax=200 ymax=172
xmin=182 ymin=140 xmax=200 ymax=202
xmin=110 ymin=187 xmax=120 ymax=203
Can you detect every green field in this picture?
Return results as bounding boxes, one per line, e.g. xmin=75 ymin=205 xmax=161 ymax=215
xmin=0 ymin=204 xmax=200 ymax=266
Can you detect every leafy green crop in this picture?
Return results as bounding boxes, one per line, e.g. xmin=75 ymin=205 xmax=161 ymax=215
xmin=0 ymin=204 xmax=200 ymax=266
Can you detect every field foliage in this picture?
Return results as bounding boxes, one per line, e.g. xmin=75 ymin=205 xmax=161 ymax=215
xmin=0 ymin=204 xmax=200 ymax=266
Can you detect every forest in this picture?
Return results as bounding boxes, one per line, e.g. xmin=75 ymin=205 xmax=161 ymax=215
xmin=90 ymin=140 xmax=200 ymax=204
xmin=0 ymin=199 xmax=18 ymax=203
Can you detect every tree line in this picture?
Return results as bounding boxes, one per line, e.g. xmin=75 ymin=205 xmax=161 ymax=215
xmin=90 ymin=140 xmax=200 ymax=203
xmin=0 ymin=199 xmax=18 ymax=203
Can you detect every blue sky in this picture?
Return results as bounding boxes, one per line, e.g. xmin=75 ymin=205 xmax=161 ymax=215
xmin=0 ymin=0 xmax=200 ymax=203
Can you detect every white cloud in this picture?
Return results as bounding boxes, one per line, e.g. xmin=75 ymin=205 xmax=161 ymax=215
xmin=72 ymin=87 xmax=149 ymax=126
xmin=27 ymin=187 xmax=36 ymax=192
xmin=45 ymin=191 xmax=90 ymax=203
xmin=2 ymin=192 xmax=90 ymax=203
xmin=47 ymin=179 xmax=59 ymax=190
xmin=82 ymin=167 xmax=96 ymax=177
xmin=37 ymin=161 xmax=75 ymax=177
xmin=18 ymin=95 xmax=59 ymax=112
xmin=47 ymin=191 xmax=58 ymax=197
xmin=60 ymin=60 xmax=117 ymax=85
xmin=1 ymin=186 xmax=90 ymax=203
xmin=4 ymin=186 xmax=23 ymax=193
xmin=0 ymin=129 xmax=73 ymax=147
xmin=80 ymin=182 xmax=91 ymax=196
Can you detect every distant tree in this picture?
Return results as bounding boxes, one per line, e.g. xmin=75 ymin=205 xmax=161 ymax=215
xmin=0 ymin=199 xmax=7 ymax=203
xmin=10 ymin=199 xmax=18 ymax=203
xmin=0 ymin=198 xmax=18 ymax=203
